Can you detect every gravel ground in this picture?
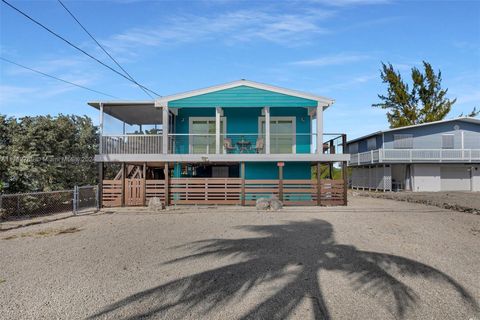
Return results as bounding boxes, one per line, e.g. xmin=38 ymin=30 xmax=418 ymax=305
xmin=355 ymin=190 xmax=480 ymax=214
xmin=0 ymin=197 xmax=479 ymax=320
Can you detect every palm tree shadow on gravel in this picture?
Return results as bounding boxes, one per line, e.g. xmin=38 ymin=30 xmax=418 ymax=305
xmin=89 ymin=219 xmax=479 ymax=320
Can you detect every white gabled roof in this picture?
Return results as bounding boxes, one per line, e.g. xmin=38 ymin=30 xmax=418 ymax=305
xmin=347 ymin=117 xmax=480 ymax=144
xmin=155 ymin=79 xmax=335 ymax=108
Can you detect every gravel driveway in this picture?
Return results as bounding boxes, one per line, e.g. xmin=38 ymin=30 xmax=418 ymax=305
xmin=1 ymin=197 xmax=479 ymax=320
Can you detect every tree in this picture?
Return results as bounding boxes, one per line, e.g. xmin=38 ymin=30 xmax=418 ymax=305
xmin=459 ymin=107 xmax=480 ymax=117
xmin=0 ymin=114 xmax=98 ymax=193
xmin=373 ymin=61 xmax=477 ymax=128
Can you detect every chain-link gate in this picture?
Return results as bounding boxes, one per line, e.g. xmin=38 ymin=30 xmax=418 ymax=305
xmin=74 ymin=185 xmax=99 ymax=214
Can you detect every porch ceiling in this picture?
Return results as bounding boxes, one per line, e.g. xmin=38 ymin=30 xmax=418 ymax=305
xmin=88 ymin=101 xmax=161 ymax=125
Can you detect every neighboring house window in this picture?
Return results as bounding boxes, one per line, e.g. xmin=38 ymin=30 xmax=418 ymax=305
xmin=442 ymin=134 xmax=454 ymax=149
xmin=349 ymin=142 xmax=358 ymax=154
xmin=393 ymin=134 xmax=413 ymax=149
xmin=367 ymin=137 xmax=377 ymax=151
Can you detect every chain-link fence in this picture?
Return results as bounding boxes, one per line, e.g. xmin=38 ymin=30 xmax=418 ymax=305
xmin=0 ymin=185 xmax=98 ymax=220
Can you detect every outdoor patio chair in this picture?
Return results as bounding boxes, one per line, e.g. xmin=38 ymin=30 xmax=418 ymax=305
xmin=253 ymin=137 xmax=264 ymax=153
xmin=223 ymin=138 xmax=237 ymax=153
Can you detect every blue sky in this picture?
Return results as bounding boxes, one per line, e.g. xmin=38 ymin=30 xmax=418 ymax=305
xmin=1 ymin=0 xmax=479 ymax=139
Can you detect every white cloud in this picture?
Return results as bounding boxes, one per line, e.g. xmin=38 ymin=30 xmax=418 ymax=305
xmin=0 ymin=85 xmax=37 ymax=105
xmin=320 ymin=74 xmax=377 ymax=92
xmin=102 ymin=8 xmax=334 ymax=54
xmin=307 ymin=0 xmax=391 ymax=6
xmin=291 ymin=53 xmax=371 ymax=67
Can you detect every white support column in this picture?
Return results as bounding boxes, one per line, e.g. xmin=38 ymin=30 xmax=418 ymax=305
xmin=316 ymin=103 xmax=323 ymax=154
xmin=99 ymin=103 xmax=104 ymax=154
xmin=162 ymin=106 xmax=169 ymax=154
xmin=215 ymin=107 xmax=221 ymax=154
xmin=264 ymin=107 xmax=271 ymax=154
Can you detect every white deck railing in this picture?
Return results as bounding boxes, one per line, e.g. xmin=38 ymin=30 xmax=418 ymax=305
xmin=101 ymin=135 xmax=163 ymax=154
xmin=350 ymin=148 xmax=480 ymax=165
xmin=99 ymin=133 xmax=346 ymax=155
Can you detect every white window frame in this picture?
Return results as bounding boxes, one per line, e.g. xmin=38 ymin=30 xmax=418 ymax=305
xmin=393 ymin=134 xmax=413 ymax=149
xmin=258 ymin=116 xmax=296 ymax=153
xmin=441 ymin=134 xmax=454 ymax=149
xmin=188 ymin=117 xmax=227 ymax=154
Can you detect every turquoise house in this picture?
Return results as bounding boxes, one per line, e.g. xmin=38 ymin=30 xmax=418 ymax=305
xmin=89 ymin=80 xmax=350 ymax=207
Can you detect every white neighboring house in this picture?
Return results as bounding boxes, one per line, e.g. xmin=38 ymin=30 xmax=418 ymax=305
xmin=347 ymin=117 xmax=480 ymax=192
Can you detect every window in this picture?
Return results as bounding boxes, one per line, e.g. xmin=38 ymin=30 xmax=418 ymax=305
xmin=393 ymin=134 xmax=413 ymax=149
xmin=259 ymin=117 xmax=296 ymax=153
xmin=189 ymin=117 xmax=226 ymax=154
xmin=349 ymin=142 xmax=358 ymax=154
xmin=367 ymin=137 xmax=377 ymax=151
xmin=442 ymin=134 xmax=454 ymax=149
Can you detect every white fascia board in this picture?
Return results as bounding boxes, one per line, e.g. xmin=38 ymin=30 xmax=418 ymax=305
xmin=155 ymin=79 xmax=334 ymax=108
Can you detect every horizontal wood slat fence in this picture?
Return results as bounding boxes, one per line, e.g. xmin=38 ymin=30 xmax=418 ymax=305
xmin=102 ymin=180 xmax=122 ymax=207
xmin=102 ymin=178 xmax=345 ymax=207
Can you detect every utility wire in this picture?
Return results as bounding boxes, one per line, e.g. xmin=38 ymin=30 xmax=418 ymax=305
xmin=56 ymin=0 xmax=153 ymax=99
xmin=0 ymin=56 xmax=120 ymax=99
xmin=1 ymin=0 xmax=161 ymax=97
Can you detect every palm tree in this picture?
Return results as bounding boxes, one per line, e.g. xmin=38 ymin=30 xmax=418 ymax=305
xmin=90 ymin=220 xmax=479 ymax=319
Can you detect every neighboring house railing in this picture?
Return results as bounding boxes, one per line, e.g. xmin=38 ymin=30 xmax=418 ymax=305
xmin=349 ymin=149 xmax=480 ymax=165
xmin=99 ymin=133 xmax=346 ymax=155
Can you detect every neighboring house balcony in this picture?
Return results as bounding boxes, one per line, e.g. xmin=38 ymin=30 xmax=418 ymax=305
xmin=349 ymin=148 xmax=480 ymax=166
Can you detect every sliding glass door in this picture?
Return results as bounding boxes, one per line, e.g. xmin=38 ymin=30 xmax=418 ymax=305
xmin=189 ymin=118 xmax=225 ymax=154
xmin=260 ymin=117 xmax=295 ymax=153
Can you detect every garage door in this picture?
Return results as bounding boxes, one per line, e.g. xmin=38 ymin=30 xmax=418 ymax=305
xmin=440 ymin=167 xmax=471 ymax=191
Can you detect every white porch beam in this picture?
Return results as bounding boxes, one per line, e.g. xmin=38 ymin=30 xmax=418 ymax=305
xmin=316 ymin=103 xmax=324 ymax=154
xmin=215 ymin=107 xmax=221 ymax=154
xmin=162 ymin=106 xmax=169 ymax=154
xmin=265 ymin=106 xmax=270 ymax=154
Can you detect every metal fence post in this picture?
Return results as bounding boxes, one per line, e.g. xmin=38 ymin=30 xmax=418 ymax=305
xmin=73 ymin=185 xmax=78 ymax=214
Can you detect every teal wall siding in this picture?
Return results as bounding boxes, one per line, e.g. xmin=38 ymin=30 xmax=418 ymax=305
xmin=173 ymin=107 xmax=311 ymax=155
xmin=168 ymin=86 xmax=317 ymax=108
xmin=223 ymin=107 xmax=262 ymax=134
xmin=245 ymin=162 xmax=312 ymax=179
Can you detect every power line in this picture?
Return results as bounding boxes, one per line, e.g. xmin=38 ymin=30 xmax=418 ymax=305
xmin=56 ymin=0 xmax=153 ymax=99
xmin=1 ymin=0 xmax=161 ymax=97
xmin=0 ymin=56 xmax=120 ymax=99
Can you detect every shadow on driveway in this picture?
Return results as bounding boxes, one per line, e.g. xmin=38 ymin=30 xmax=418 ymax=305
xmin=89 ymin=219 xmax=479 ymax=319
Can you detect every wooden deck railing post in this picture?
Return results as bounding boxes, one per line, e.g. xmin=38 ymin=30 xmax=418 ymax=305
xmin=121 ymin=162 xmax=126 ymax=207
xmin=98 ymin=162 xmax=103 ymax=209
xmin=278 ymin=163 xmax=284 ymax=202
xmin=317 ymin=162 xmax=322 ymax=206
xmin=164 ymin=162 xmax=170 ymax=206
xmin=241 ymin=162 xmax=245 ymax=206
xmin=142 ymin=162 xmax=147 ymax=206
xmin=342 ymin=134 xmax=348 ymax=206
xmin=342 ymin=161 xmax=348 ymax=206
